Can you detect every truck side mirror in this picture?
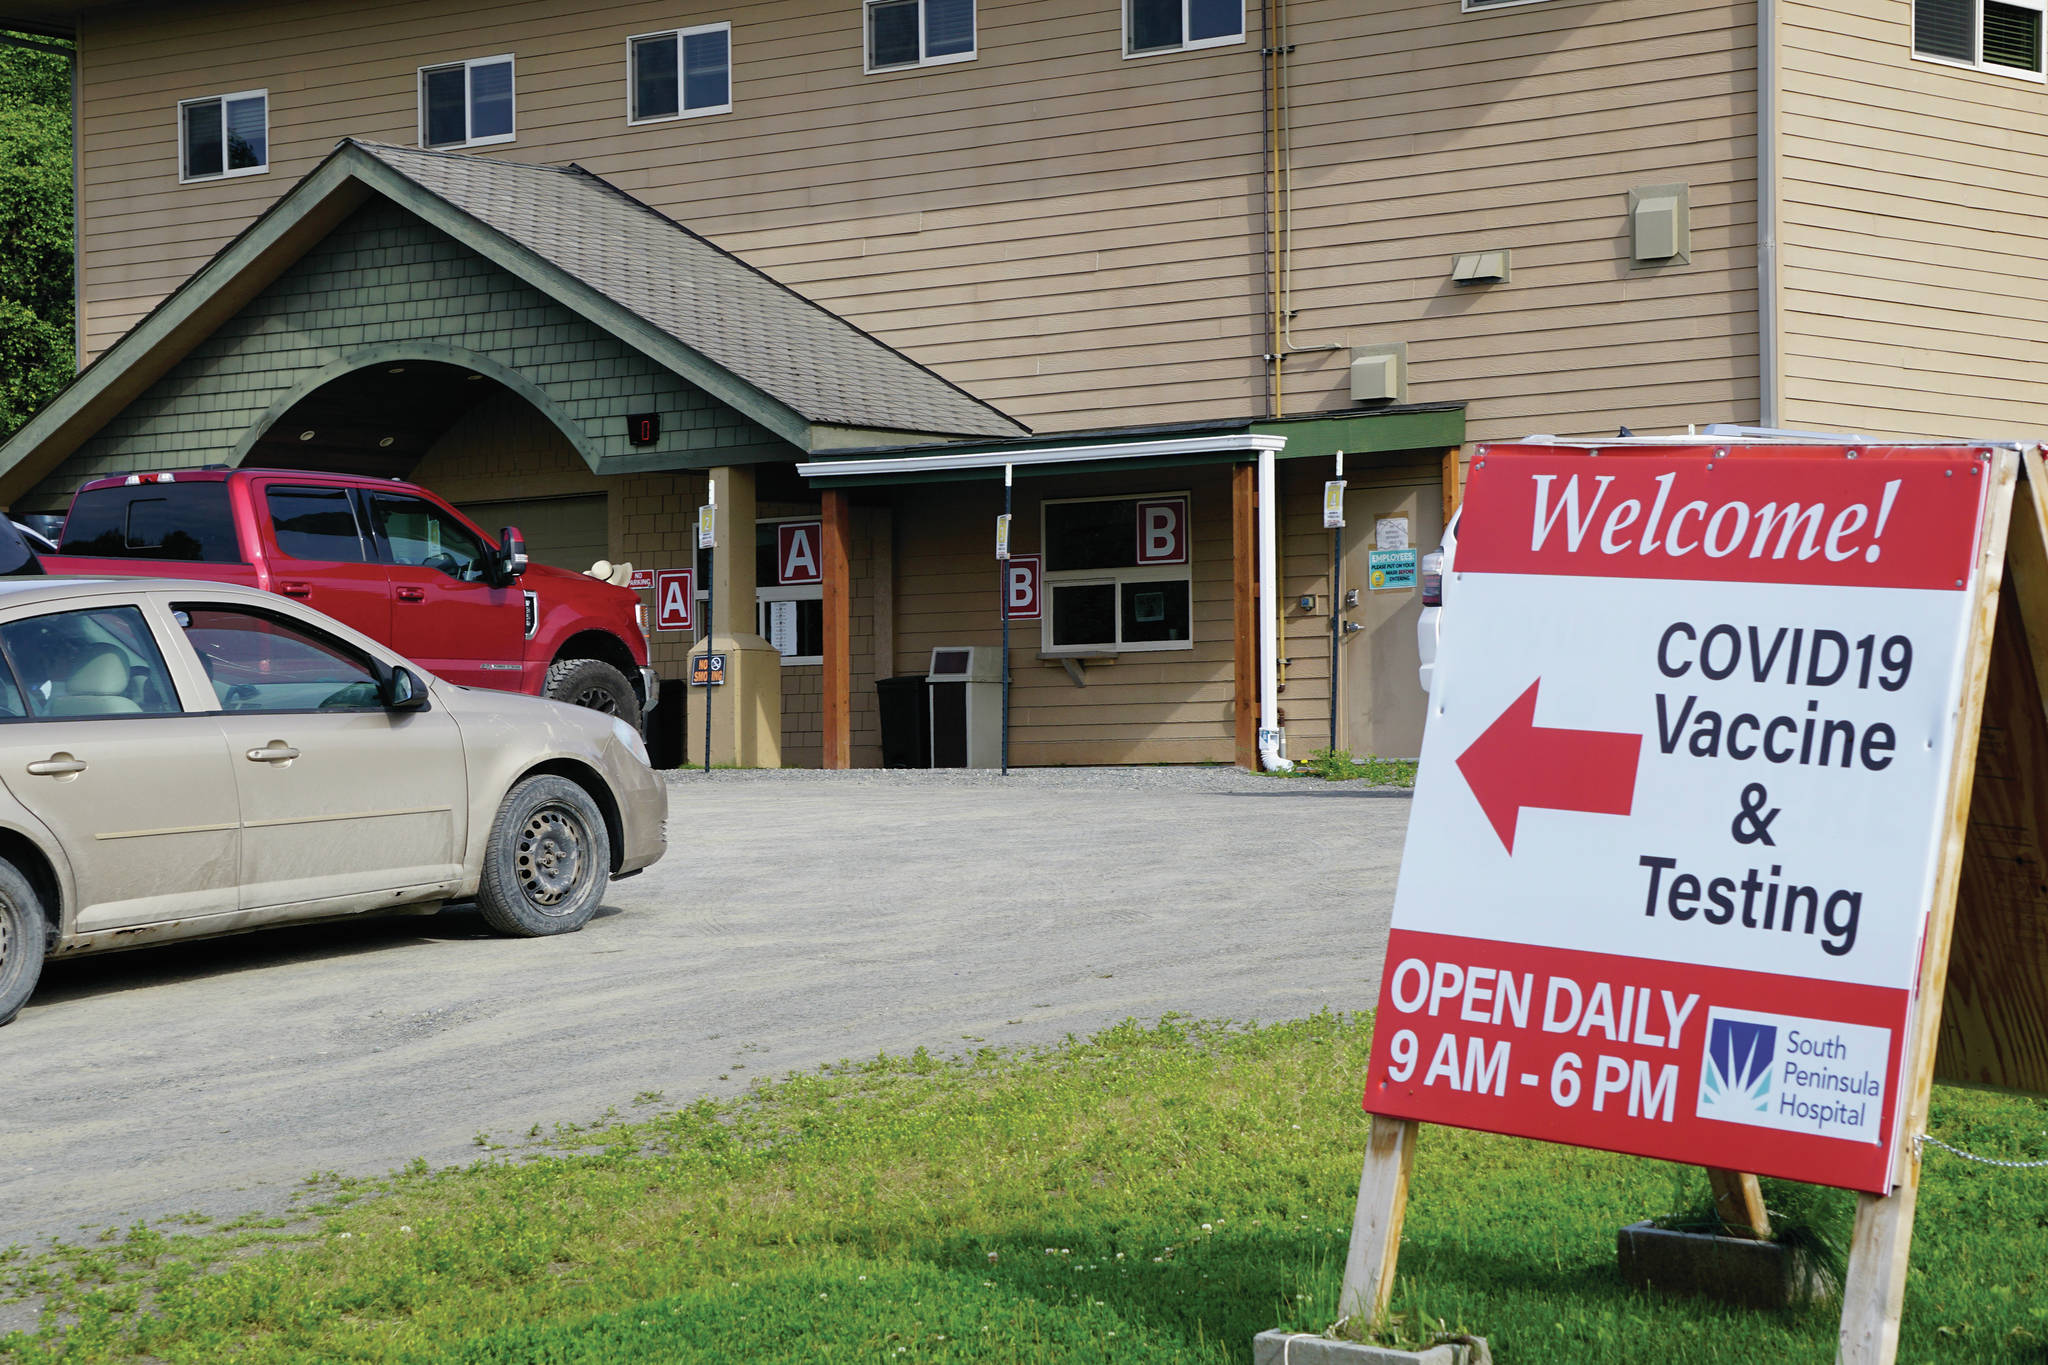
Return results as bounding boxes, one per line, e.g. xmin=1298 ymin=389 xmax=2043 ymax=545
xmin=498 ymin=526 xmax=529 ymax=583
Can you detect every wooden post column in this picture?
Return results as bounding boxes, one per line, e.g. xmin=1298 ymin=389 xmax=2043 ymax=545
xmin=1339 ymin=1114 xmax=1420 ymax=1324
xmin=1706 ymin=1168 xmax=1772 ymax=1239
xmin=821 ymin=489 xmax=853 ymax=770
xmin=1232 ymin=461 xmax=1258 ymax=770
xmin=1441 ymin=445 xmax=1464 ymax=525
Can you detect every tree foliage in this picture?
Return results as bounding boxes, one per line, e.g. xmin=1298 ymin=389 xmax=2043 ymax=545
xmin=0 ymin=35 xmax=73 ymax=441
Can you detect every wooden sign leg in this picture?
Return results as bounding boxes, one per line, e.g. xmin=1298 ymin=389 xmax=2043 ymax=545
xmin=1339 ymin=1115 xmax=1418 ymax=1325
xmin=1705 ymin=1168 xmax=1771 ymax=1239
xmin=1839 ymin=1177 xmax=1921 ymax=1365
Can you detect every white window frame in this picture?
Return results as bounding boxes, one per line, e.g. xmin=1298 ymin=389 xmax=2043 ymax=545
xmin=626 ymin=22 xmax=734 ymax=124
xmin=1911 ymin=0 xmax=2048 ymax=81
xmin=1122 ymin=0 xmax=1245 ymax=59
xmin=864 ymin=0 xmax=977 ymax=74
xmin=757 ymin=584 xmax=824 ymax=665
xmin=1460 ymin=0 xmax=1555 ymax=13
xmin=756 ymin=515 xmax=823 ymax=665
xmin=416 ymin=54 xmax=517 ymax=150
xmin=1039 ymin=491 xmax=1195 ymax=654
xmin=177 ymin=88 xmax=269 ymax=184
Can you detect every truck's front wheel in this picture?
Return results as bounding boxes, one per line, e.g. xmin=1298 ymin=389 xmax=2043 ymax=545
xmin=543 ymin=657 xmax=642 ymax=728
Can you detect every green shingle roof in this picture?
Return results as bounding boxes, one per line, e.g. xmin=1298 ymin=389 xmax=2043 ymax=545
xmin=352 ymin=141 xmax=1024 ymax=441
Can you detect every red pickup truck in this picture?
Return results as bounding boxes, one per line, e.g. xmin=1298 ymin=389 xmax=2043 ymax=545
xmin=43 ymin=469 xmax=656 ymax=725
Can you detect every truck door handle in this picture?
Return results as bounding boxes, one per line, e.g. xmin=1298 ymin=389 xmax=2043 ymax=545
xmin=395 ymin=586 xmax=426 ymax=603
xmin=26 ymin=756 xmax=87 ymax=777
xmin=245 ymin=744 xmax=300 ymax=763
xmin=280 ymin=582 xmax=313 ymax=599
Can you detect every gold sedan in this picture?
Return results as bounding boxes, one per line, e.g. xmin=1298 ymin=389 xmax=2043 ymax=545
xmin=0 ymin=578 xmax=667 ymax=1024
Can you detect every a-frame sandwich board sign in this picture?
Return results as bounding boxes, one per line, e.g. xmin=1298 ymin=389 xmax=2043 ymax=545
xmin=1338 ymin=438 xmax=2043 ymax=1364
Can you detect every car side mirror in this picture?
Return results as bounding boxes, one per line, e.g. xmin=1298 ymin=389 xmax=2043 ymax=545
xmin=382 ymin=665 xmax=428 ymax=710
xmin=498 ymin=526 xmax=529 ymax=583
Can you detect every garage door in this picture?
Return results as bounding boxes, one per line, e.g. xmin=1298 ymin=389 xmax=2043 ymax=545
xmin=459 ymin=495 xmax=609 ymax=574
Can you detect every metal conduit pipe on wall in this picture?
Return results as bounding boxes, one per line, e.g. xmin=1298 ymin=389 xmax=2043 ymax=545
xmin=1259 ymin=0 xmax=1339 ymax=416
xmin=1757 ymin=0 xmax=1780 ymax=427
xmin=1254 ymin=0 xmax=1340 ymax=770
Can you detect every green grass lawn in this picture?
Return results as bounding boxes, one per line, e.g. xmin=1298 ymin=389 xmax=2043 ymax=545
xmin=3 ymin=1013 xmax=2043 ymax=1364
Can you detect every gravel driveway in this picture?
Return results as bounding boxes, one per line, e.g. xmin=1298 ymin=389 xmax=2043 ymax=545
xmin=0 ymin=767 xmax=1408 ymax=1247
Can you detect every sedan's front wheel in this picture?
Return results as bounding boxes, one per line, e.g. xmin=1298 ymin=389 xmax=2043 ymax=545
xmin=476 ymin=775 xmax=612 ymax=937
xmin=0 ymin=861 xmax=48 ymax=1026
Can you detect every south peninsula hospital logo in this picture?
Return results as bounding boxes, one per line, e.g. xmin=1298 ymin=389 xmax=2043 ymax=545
xmin=1699 ymin=1017 xmax=1775 ymax=1118
xmin=1694 ymin=1007 xmax=1890 ymax=1144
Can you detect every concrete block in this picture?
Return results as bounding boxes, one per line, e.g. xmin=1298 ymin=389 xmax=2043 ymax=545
xmin=1250 ymin=1331 xmax=1483 ymax=1365
xmin=1616 ymin=1221 xmax=1833 ymax=1310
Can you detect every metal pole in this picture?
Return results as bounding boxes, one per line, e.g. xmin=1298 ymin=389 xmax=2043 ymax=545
xmin=702 ymin=478 xmax=715 ymax=775
xmin=1329 ymin=449 xmax=1343 ymax=755
xmin=1001 ymin=465 xmax=1013 ymax=776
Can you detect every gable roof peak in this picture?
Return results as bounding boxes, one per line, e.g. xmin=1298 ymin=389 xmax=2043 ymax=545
xmin=341 ymin=139 xmax=1025 ymax=442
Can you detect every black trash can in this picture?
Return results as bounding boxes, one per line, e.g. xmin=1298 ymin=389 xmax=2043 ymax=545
xmin=647 ymin=678 xmax=689 ymax=769
xmin=876 ymin=674 xmax=932 ymax=769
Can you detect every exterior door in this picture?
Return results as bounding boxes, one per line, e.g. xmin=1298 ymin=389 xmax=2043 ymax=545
xmin=0 ymin=602 xmax=240 ymax=932
xmin=365 ymin=491 xmax=524 ymax=689
xmin=254 ymin=480 xmax=394 ymax=642
xmin=169 ymin=601 xmax=467 ymax=911
xmin=1339 ymin=468 xmax=1447 ymax=760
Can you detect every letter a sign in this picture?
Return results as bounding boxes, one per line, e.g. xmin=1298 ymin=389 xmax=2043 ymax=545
xmin=777 ymin=521 xmax=822 ymax=585
xmin=1366 ymin=439 xmax=1999 ymax=1197
xmin=654 ymin=568 xmax=695 ymax=631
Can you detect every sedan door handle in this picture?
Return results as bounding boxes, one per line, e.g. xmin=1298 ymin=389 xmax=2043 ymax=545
xmin=395 ymin=586 xmax=426 ymax=603
xmin=280 ymin=582 xmax=313 ymax=599
xmin=245 ymin=745 xmax=300 ymax=763
xmin=25 ymin=756 xmax=87 ymax=777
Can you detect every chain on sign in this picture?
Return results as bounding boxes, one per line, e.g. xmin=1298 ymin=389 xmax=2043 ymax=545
xmin=1917 ymin=1133 xmax=2048 ymax=1170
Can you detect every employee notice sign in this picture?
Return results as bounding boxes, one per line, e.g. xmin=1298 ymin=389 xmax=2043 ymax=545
xmin=1364 ymin=443 xmax=1992 ymax=1193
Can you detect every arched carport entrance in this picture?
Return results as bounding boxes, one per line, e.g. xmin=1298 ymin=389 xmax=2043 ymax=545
xmin=235 ymin=359 xmax=612 ymax=576
xmin=238 ymin=359 xmax=507 ymax=480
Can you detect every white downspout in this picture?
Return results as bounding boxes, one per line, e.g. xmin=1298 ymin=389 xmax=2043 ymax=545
xmin=1258 ymin=446 xmax=1292 ymax=771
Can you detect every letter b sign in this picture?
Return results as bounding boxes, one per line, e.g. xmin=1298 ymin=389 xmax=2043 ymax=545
xmin=1136 ymin=498 xmax=1188 ymax=565
xmin=1006 ymin=554 xmax=1041 ymax=620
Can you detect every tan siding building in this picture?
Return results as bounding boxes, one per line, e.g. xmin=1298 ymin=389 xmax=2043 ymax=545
xmin=1777 ymin=0 xmax=2048 ymax=439
xmin=7 ymin=0 xmax=2048 ymax=770
xmin=65 ymin=0 xmax=1761 ymax=441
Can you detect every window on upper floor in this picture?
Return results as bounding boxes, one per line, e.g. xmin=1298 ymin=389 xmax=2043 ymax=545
xmin=179 ymin=89 xmax=268 ymax=183
xmin=1914 ymin=0 xmax=2045 ymax=79
xmin=631 ymin=23 xmax=733 ymax=121
xmin=418 ymin=54 xmax=516 ymax=149
xmin=865 ymin=0 xmax=975 ymax=72
xmin=1126 ymin=0 xmax=1243 ymax=55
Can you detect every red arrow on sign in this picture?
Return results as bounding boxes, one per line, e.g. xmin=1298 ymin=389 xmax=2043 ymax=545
xmin=1457 ymin=679 xmax=1642 ymax=854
